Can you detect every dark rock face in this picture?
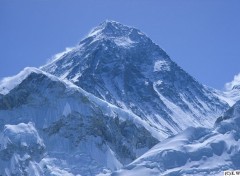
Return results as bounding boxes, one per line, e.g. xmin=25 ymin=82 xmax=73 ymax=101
xmin=44 ymin=111 xmax=158 ymax=165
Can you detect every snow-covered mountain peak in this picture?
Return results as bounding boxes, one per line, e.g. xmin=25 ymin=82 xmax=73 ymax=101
xmin=41 ymin=21 xmax=228 ymax=139
xmin=88 ymin=20 xmax=144 ymax=39
xmin=85 ymin=20 xmax=150 ymax=48
xmin=88 ymin=20 xmax=125 ymax=36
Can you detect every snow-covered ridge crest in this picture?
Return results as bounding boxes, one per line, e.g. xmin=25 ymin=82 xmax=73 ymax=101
xmin=0 ymin=67 xmax=46 ymax=95
xmin=0 ymin=66 xmax=160 ymax=174
xmin=0 ymin=66 xmax=162 ymax=139
xmin=0 ymin=67 xmax=78 ymax=95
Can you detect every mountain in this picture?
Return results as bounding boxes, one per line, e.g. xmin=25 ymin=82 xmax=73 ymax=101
xmin=41 ymin=20 xmax=228 ymax=139
xmin=0 ymin=20 xmax=236 ymax=175
xmin=0 ymin=67 xmax=158 ymax=175
xmin=114 ymin=100 xmax=240 ymax=176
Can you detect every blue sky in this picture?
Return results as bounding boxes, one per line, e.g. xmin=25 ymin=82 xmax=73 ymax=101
xmin=1 ymin=0 xmax=240 ymax=90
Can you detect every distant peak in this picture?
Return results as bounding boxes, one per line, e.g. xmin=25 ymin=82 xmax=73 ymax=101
xmin=225 ymin=73 xmax=240 ymax=91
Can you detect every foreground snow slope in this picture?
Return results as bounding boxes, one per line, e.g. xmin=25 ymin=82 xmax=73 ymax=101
xmin=0 ymin=67 xmax=158 ymax=175
xmin=0 ymin=122 xmax=45 ymax=176
xmin=41 ymin=20 xmax=228 ymax=138
xmin=114 ymin=101 xmax=240 ymax=176
xmin=0 ymin=122 xmax=76 ymax=176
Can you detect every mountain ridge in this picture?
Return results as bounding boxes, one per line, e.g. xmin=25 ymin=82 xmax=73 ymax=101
xmin=0 ymin=67 xmax=160 ymax=175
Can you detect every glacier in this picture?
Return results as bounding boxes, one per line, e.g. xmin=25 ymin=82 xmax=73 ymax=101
xmin=114 ymin=100 xmax=240 ymax=176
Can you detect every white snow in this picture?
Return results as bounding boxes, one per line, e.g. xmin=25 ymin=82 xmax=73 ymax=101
xmin=210 ymin=73 xmax=240 ymax=106
xmin=114 ymin=37 xmax=135 ymax=47
xmin=88 ymin=28 xmax=102 ymax=37
xmin=115 ymin=101 xmax=240 ymax=175
xmin=0 ymin=67 xmax=60 ymax=95
xmin=213 ymin=89 xmax=239 ymax=107
xmin=0 ymin=67 xmax=38 ymax=95
xmin=1 ymin=122 xmax=44 ymax=149
xmin=225 ymin=72 xmax=240 ymax=91
xmin=153 ymin=82 xmax=206 ymax=131
xmin=211 ymin=86 xmax=240 ymax=107
xmin=154 ymin=80 xmax=162 ymax=86
xmin=154 ymin=60 xmax=170 ymax=72
xmin=71 ymin=72 xmax=82 ymax=82
xmin=115 ymin=129 xmax=236 ymax=176
xmin=144 ymin=81 xmax=149 ymax=86
xmin=0 ymin=123 xmax=46 ymax=176
xmin=59 ymin=70 xmax=70 ymax=79
xmin=88 ymin=20 xmax=126 ymax=37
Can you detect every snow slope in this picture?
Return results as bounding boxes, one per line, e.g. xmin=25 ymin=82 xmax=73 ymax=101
xmin=0 ymin=67 xmax=158 ymax=175
xmin=0 ymin=122 xmax=75 ymax=176
xmin=114 ymin=101 xmax=240 ymax=176
xmin=41 ymin=20 xmax=229 ymax=139
xmin=0 ymin=122 xmax=45 ymax=176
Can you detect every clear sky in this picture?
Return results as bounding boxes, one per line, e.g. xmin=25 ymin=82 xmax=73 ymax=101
xmin=1 ymin=0 xmax=240 ymax=90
